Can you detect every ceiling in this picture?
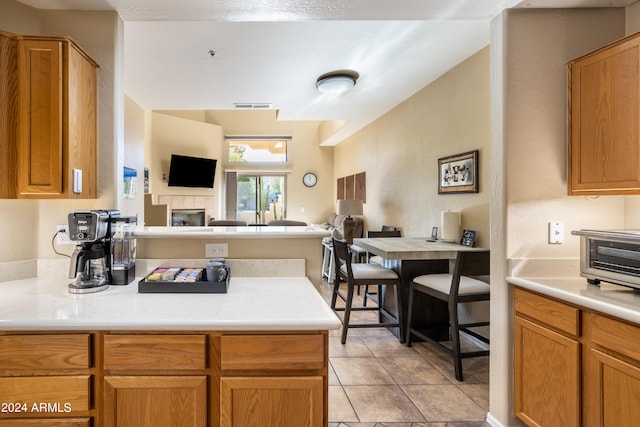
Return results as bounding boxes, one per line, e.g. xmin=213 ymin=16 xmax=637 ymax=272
xmin=16 ymin=0 xmax=638 ymax=145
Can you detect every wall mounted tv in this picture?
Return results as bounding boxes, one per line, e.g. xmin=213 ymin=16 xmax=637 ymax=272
xmin=167 ymin=154 xmax=217 ymax=188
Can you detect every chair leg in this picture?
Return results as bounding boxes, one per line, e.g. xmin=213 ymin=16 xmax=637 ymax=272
xmin=362 ymin=285 xmax=368 ymax=306
xmin=341 ymin=282 xmax=356 ymax=344
xmin=405 ymin=283 xmax=415 ymax=346
xmin=449 ymin=301 xmax=464 ymax=381
xmin=330 ymin=276 xmax=340 ymax=309
xmin=395 ymin=282 xmax=405 ymax=344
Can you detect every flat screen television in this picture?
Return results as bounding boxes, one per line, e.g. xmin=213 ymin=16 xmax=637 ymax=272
xmin=167 ymin=154 xmax=217 ymax=188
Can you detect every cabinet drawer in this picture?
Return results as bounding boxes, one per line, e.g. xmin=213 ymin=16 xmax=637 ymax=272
xmin=221 ymin=334 xmax=325 ymax=371
xmin=104 ymin=335 xmax=206 ymax=370
xmin=0 ymin=420 xmax=91 ymax=427
xmin=591 ymin=314 xmax=640 ymax=362
xmin=0 ymin=375 xmax=90 ymax=412
xmin=514 ymin=288 xmax=580 ymax=337
xmin=0 ymin=334 xmax=90 ymax=369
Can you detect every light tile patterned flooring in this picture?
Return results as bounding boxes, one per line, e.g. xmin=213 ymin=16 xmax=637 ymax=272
xmin=315 ymin=280 xmax=490 ymax=427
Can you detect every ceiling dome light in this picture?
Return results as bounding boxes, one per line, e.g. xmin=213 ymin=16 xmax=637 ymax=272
xmin=316 ymin=70 xmax=358 ymax=94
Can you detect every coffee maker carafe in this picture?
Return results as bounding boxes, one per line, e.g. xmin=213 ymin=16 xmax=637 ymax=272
xmin=68 ymin=210 xmax=111 ymax=293
xmin=69 ymin=242 xmax=110 ymax=293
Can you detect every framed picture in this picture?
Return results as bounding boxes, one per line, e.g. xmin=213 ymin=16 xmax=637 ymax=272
xmin=438 ymin=150 xmax=479 ymax=194
xmin=460 ymin=229 xmax=476 ymax=247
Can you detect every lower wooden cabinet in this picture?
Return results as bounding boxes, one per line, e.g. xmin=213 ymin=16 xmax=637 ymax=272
xmin=514 ymin=316 xmax=580 ymax=426
xmin=104 ymin=375 xmax=207 ymax=427
xmin=514 ymin=287 xmax=640 ymax=427
xmin=584 ymin=313 xmax=640 ymax=426
xmin=0 ymin=420 xmax=91 ymax=427
xmin=0 ymin=330 xmax=329 ymax=426
xmin=220 ymin=376 xmax=323 ymax=427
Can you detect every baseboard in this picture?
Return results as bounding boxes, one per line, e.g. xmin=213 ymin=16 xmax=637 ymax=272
xmin=486 ymin=412 xmax=505 ymax=427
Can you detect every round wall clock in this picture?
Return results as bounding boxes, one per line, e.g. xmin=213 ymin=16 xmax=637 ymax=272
xmin=303 ymin=172 xmax=317 ymax=187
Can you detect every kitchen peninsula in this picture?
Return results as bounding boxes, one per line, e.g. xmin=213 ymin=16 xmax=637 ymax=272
xmin=135 ymin=225 xmax=330 ymax=286
xmin=0 ymin=275 xmax=340 ymax=427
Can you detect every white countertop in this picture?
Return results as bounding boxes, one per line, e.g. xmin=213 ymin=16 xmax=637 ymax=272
xmin=0 ymin=276 xmax=341 ymax=331
xmin=508 ymin=276 xmax=640 ymax=325
xmin=135 ymin=225 xmax=331 ymax=239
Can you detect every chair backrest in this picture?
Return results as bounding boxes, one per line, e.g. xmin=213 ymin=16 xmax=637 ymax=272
xmin=450 ymin=250 xmax=490 ymax=296
xmin=209 ymin=220 xmax=247 ymax=226
xmin=367 ymin=230 xmax=401 ymax=238
xmin=332 ymin=238 xmax=353 ymax=282
xmin=267 ymin=220 xmax=308 ymax=226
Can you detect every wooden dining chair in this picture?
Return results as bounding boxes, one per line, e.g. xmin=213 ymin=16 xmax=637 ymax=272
xmin=331 ymin=238 xmax=404 ymax=344
xmin=406 ymin=250 xmax=490 ymax=381
xmin=350 ymin=225 xmax=399 ymax=263
xmin=361 ymin=229 xmax=402 ymax=306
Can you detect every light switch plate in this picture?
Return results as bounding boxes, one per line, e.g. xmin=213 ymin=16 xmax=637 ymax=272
xmin=549 ymin=221 xmax=564 ymax=244
xmin=73 ymin=169 xmax=82 ymax=193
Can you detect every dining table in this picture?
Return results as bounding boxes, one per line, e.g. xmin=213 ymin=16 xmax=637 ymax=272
xmin=351 ymin=236 xmax=488 ymax=340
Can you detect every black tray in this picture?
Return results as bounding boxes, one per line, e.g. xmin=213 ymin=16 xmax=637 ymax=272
xmin=138 ymin=267 xmax=230 ymax=293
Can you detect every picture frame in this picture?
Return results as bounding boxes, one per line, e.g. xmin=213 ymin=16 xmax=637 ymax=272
xmin=438 ymin=150 xmax=479 ymax=194
xmin=460 ymin=229 xmax=476 ymax=247
xmin=427 ymin=226 xmax=438 ymax=242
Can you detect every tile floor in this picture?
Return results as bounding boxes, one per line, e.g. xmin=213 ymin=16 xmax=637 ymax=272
xmin=315 ymin=280 xmax=490 ymax=427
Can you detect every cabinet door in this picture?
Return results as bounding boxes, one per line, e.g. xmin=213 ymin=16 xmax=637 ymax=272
xmin=66 ymin=42 xmax=97 ymax=199
xmin=514 ymin=316 xmax=580 ymax=427
xmin=587 ymin=349 xmax=640 ymax=427
xmin=103 ymin=376 xmax=206 ymax=427
xmin=220 ymin=376 xmax=323 ymax=427
xmin=569 ymin=33 xmax=640 ymax=195
xmin=17 ymin=39 xmax=63 ymax=196
xmin=0 ymin=31 xmax=18 ymax=198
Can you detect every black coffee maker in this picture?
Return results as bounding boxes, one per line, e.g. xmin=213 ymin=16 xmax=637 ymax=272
xmin=68 ymin=210 xmax=137 ymax=294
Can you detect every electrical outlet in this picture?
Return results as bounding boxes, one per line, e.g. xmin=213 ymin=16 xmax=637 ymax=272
xmin=56 ymin=224 xmax=73 ymax=245
xmin=206 ymin=243 xmax=228 ymax=258
xmin=549 ymin=221 xmax=564 ymax=244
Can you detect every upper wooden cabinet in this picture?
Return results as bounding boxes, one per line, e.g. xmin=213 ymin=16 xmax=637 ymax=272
xmin=568 ymin=32 xmax=640 ymax=195
xmin=0 ymin=30 xmax=98 ymax=199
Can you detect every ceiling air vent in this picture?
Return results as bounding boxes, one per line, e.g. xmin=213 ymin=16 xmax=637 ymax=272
xmin=233 ymin=103 xmax=273 ymax=109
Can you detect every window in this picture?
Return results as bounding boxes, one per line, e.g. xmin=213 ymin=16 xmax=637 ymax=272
xmin=236 ymin=174 xmax=286 ymax=224
xmin=227 ymin=138 xmax=288 ymax=163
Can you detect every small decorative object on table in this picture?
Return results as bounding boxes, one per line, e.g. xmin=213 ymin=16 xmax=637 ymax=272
xmin=460 ymin=229 xmax=476 ymax=247
xmin=429 ymin=226 xmax=438 ymax=242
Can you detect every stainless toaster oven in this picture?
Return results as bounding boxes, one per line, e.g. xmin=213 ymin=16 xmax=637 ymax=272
xmin=572 ymin=229 xmax=640 ymax=290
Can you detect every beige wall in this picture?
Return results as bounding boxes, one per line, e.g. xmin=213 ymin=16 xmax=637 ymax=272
xmin=491 ymin=8 xmax=626 ymax=426
xmin=334 ymin=48 xmax=491 ymax=245
xmin=150 ymin=110 xmax=335 ymax=225
xmin=122 ymin=95 xmax=147 ymax=218
xmin=148 ymin=112 xmax=224 ymax=210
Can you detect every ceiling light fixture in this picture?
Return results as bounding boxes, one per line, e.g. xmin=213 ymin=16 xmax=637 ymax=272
xmin=316 ymin=70 xmax=359 ymax=94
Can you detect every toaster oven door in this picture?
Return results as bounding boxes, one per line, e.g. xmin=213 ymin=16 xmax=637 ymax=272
xmin=582 ymin=237 xmax=640 ymax=288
